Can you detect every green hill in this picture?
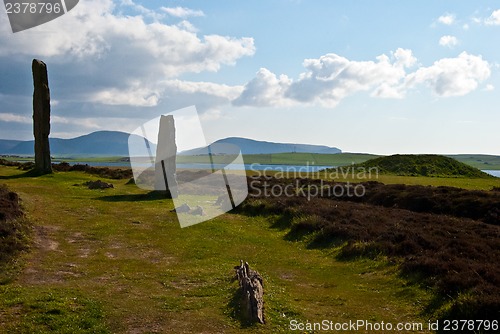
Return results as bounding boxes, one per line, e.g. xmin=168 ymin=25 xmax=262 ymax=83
xmin=350 ymin=154 xmax=493 ymax=178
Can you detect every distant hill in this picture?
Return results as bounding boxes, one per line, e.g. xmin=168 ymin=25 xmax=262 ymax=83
xmin=0 ymin=139 xmax=23 ymax=153
xmin=350 ymin=154 xmax=493 ymax=178
xmin=448 ymin=154 xmax=500 ymax=171
xmin=1 ymin=131 xmax=155 ymax=156
xmin=179 ymin=137 xmax=342 ymax=155
xmin=0 ymin=133 xmax=341 ymax=157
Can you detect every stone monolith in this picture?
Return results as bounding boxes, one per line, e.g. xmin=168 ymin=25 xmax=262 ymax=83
xmin=154 ymin=115 xmax=178 ymax=197
xmin=32 ymin=59 xmax=52 ymax=174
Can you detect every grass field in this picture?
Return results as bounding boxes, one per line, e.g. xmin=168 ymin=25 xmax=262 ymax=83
xmin=0 ymin=156 xmax=127 ymax=163
xmin=448 ymin=154 xmax=500 ymax=170
xmin=344 ymin=173 xmax=500 ymax=190
xmin=0 ymin=165 xmax=434 ymax=333
xmin=178 ymin=152 xmax=500 ymax=171
xmin=176 ymin=152 xmax=379 ymax=166
xmin=250 ymin=169 xmax=500 ymax=191
xmin=235 ymin=153 xmax=379 ymax=166
xmin=4 ymin=152 xmax=500 ymax=171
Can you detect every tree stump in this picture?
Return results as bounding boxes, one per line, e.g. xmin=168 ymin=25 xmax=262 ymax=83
xmin=234 ymin=260 xmax=265 ymax=324
xmin=32 ymin=59 xmax=52 ymax=174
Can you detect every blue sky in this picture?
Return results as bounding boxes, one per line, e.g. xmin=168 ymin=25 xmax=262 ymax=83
xmin=1 ymin=0 xmax=499 ymax=154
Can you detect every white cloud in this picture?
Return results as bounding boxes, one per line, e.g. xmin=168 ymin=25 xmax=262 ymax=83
xmin=0 ymin=2 xmax=492 ymax=117
xmin=51 ymin=116 xmax=140 ymax=138
xmin=286 ymin=52 xmax=410 ymax=107
xmin=0 ymin=112 xmax=103 ymax=129
xmin=91 ymin=87 xmax=160 ymax=107
xmin=471 ymin=17 xmax=482 ymax=24
xmin=120 ymin=0 xmax=163 ymax=21
xmin=485 ymin=9 xmax=500 ymax=25
xmin=233 ymin=50 xmax=490 ymax=107
xmin=235 ymin=49 xmax=414 ymax=108
xmin=405 ymin=52 xmax=490 ymax=97
xmin=0 ymin=0 xmax=255 ymax=111
xmin=371 ymin=83 xmax=404 ymax=99
xmin=0 ymin=113 xmax=31 ymax=123
xmin=162 ymin=80 xmax=243 ymax=100
xmin=161 ymin=6 xmax=205 ymax=18
xmin=200 ymin=109 xmax=223 ymax=121
xmin=438 ymin=14 xmax=455 ymax=25
xmin=52 ymin=116 xmax=101 ymax=128
xmin=233 ymin=68 xmax=293 ymax=107
xmin=485 ymin=84 xmax=495 ymax=91
xmin=0 ymin=0 xmax=254 ymax=67
xmin=90 ymin=79 xmax=243 ymax=107
xmin=439 ymin=35 xmax=459 ymax=48
xmin=393 ymin=48 xmax=417 ymax=68
xmin=177 ymin=20 xmax=198 ymax=33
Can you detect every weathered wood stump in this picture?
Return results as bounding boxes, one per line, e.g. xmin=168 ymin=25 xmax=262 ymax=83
xmin=32 ymin=59 xmax=52 ymax=174
xmin=234 ymin=260 xmax=265 ymax=324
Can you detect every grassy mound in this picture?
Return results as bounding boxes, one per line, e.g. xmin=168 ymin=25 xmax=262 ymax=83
xmin=0 ymin=185 xmax=31 ymax=282
xmin=350 ymin=154 xmax=492 ymax=178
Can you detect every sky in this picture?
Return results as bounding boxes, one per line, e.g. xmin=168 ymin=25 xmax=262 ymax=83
xmin=0 ymin=0 xmax=499 ymax=155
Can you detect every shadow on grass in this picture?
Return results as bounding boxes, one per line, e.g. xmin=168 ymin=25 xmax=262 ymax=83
xmin=0 ymin=169 xmax=52 ymax=180
xmin=269 ymin=214 xmax=293 ymax=231
xmin=227 ymin=284 xmax=257 ymax=329
xmin=306 ymin=235 xmax=346 ymax=251
xmin=95 ymin=191 xmax=172 ymax=202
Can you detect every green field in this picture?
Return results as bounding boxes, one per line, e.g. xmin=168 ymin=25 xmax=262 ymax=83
xmin=240 ymin=152 xmax=379 ymax=166
xmin=448 ymin=154 xmax=500 ymax=170
xmin=176 ymin=152 xmax=379 ymax=166
xmin=177 ymin=152 xmax=500 ymax=171
xmin=0 ymin=165 xmax=435 ymax=333
xmin=1 ymin=156 xmax=127 ymax=163
xmin=4 ymin=152 xmax=500 ymax=171
xmin=320 ymin=172 xmax=500 ymax=190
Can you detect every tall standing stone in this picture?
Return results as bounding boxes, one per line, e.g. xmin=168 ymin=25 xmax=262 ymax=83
xmin=154 ymin=115 xmax=178 ymax=197
xmin=32 ymin=59 xmax=52 ymax=174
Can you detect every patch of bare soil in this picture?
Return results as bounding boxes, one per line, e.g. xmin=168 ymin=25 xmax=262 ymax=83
xmin=19 ymin=225 xmax=64 ymax=285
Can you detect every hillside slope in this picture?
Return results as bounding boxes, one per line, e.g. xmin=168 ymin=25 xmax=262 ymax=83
xmin=350 ymin=154 xmax=493 ymax=178
xmin=449 ymin=154 xmax=500 ymax=170
xmin=0 ymin=140 xmax=22 ymax=153
xmin=179 ymin=137 xmax=342 ymax=155
xmin=3 ymin=131 xmax=155 ymax=156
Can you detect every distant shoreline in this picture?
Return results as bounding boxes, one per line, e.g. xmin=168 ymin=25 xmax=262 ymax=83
xmin=2 ymin=152 xmax=500 ymax=171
